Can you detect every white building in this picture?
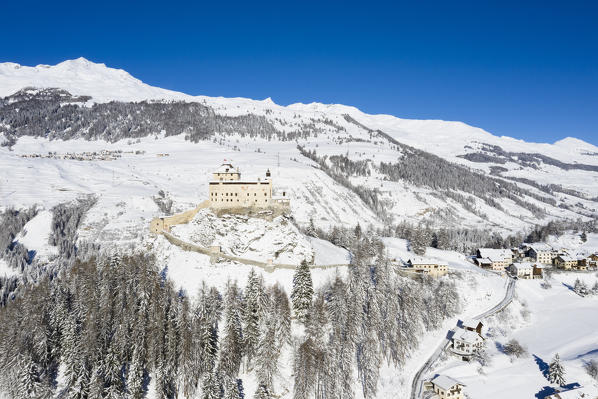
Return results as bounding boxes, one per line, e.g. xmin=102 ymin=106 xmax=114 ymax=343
xmin=509 ymin=262 xmax=543 ymax=279
xmin=424 ymin=375 xmax=466 ymax=399
xmin=406 ymin=257 xmax=449 ymax=277
xmin=475 ymin=248 xmax=512 ymax=270
xmin=526 ymin=243 xmax=555 ymax=264
xmin=451 ymin=328 xmax=485 ymax=360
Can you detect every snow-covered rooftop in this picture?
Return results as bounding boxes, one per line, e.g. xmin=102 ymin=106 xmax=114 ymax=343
xmin=557 ymin=255 xmax=577 ymax=262
xmin=548 ymin=386 xmax=598 ymax=399
xmin=525 ymin=242 xmax=554 ymax=252
xmin=430 ymin=375 xmax=464 ymax=390
xmin=512 ymin=262 xmax=535 ymax=271
xmin=407 ymin=257 xmax=448 ymax=266
xmin=453 ymin=328 xmax=483 ymax=343
xmin=478 ymin=248 xmax=511 ymax=261
xmin=214 ymin=163 xmax=238 ymax=173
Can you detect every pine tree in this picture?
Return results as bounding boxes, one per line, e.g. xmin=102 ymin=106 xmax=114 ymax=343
xmin=201 ymin=371 xmax=221 ymax=399
xmin=256 ymin=312 xmax=279 ymax=391
xmin=549 ymin=353 xmax=566 ymax=386
xmin=224 ymin=379 xmax=243 ymax=399
xmin=243 ymin=269 xmax=262 ymax=369
xmin=573 ymin=279 xmax=589 ymax=297
xmin=16 ymin=354 xmax=43 ymax=399
xmin=354 ymin=224 xmax=362 ymax=241
xmin=409 ymin=226 xmax=428 ymax=255
xmin=253 ymin=383 xmax=271 ymax=399
xmin=581 ymin=231 xmax=587 ymax=242
xmin=305 ymin=218 xmax=318 ymax=238
xmin=219 ymin=282 xmax=244 ymax=379
xmin=291 ymin=260 xmax=313 ymax=323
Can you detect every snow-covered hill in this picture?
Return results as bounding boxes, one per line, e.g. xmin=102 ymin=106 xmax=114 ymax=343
xmin=1 ymin=58 xmax=598 ymax=235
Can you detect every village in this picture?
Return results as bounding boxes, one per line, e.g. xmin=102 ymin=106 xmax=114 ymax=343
xmin=19 ymin=149 xmax=146 ymax=161
xmin=396 ymin=240 xmax=598 ymax=280
xmin=415 ymin=240 xmax=598 ymax=399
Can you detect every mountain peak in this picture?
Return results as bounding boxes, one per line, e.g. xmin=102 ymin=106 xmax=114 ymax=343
xmin=55 ymin=57 xmax=100 ymax=68
xmin=0 ymin=58 xmax=191 ymax=103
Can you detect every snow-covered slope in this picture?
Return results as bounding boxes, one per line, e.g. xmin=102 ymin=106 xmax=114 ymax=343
xmin=1 ymin=58 xmax=598 ymax=233
xmin=2 ymin=58 xmax=596 ymax=163
xmin=172 ymin=209 xmax=314 ymax=264
xmin=0 ymin=58 xmax=193 ymax=103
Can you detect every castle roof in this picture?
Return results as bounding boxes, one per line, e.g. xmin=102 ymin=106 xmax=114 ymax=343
xmin=215 ymin=163 xmax=238 ymax=173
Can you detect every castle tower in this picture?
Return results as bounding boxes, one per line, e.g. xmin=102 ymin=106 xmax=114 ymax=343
xmin=213 ymin=162 xmax=241 ymax=181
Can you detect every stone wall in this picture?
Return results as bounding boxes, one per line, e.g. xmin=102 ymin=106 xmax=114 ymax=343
xmin=149 ymin=200 xmax=211 ymax=233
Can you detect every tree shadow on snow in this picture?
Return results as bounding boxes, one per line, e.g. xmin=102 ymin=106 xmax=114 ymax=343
xmin=575 ymin=348 xmax=598 ymax=359
xmin=533 ymin=354 xmax=549 ymax=379
xmin=535 ymin=386 xmax=557 ymax=399
xmin=562 ymin=282 xmax=575 ymax=292
xmin=27 ymin=249 xmax=36 ymax=263
xmin=495 ymin=341 xmax=504 ymax=353
xmin=535 ymin=383 xmax=582 ymax=399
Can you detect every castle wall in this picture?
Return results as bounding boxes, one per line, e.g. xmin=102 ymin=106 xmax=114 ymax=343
xmin=149 ymin=200 xmax=211 ymax=233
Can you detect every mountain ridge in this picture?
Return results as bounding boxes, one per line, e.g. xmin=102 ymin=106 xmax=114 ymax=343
xmin=1 ymin=58 xmax=598 ymax=234
xmin=1 ymin=57 xmax=596 ymax=154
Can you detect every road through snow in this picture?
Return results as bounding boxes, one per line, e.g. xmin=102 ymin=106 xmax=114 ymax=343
xmin=409 ymin=277 xmax=516 ymax=399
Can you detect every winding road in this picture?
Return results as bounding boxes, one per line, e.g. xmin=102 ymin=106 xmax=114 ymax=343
xmin=409 ymin=277 xmax=516 ymax=399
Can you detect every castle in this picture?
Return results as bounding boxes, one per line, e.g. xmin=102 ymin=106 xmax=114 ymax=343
xmin=150 ymin=161 xmax=289 ymax=234
xmin=209 ymin=162 xmax=289 ymax=209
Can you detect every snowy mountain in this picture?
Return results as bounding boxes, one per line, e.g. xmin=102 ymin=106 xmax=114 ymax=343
xmin=2 ymin=58 xmax=598 ymax=399
xmin=1 ymin=57 xmax=598 ymax=236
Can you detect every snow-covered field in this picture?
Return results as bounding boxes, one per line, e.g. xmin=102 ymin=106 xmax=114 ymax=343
xmin=12 ymin=210 xmax=58 ymax=262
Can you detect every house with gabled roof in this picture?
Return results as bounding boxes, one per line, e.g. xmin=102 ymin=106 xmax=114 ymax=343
xmin=525 ymin=243 xmax=556 ymax=264
xmin=555 ymin=255 xmax=578 ymax=270
xmin=460 ymin=319 xmax=483 ymax=334
xmin=475 ymin=248 xmax=512 ymax=271
xmin=424 ymin=375 xmax=466 ymax=399
xmin=509 ymin=262 xmax=543 ymax=279
xmin=450 ymin=328 xmax=485 ymax=360
xmin=406 ymin=257 xmax=448 ymax=277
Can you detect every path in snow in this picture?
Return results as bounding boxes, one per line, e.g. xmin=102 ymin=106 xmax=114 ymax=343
xmin=409 ymin=277 xmax=516 ymax=399
xmin=161 ymin=230 xmax=351 ymax=271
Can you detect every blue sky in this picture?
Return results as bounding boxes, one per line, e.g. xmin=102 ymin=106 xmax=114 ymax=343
xmin=3 ymin=1 xmax=598 ymax=145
